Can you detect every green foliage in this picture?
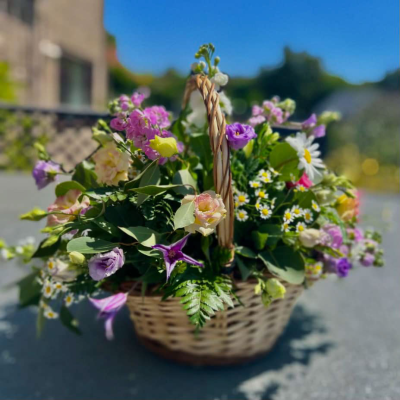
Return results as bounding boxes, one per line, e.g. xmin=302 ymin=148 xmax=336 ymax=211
xmin=270 ymin=142 xmax=300 ymax=181
xmin=118 ymin=226 xmax=160 ymax=247
xmin=174 ymin=200 xmax=195 ymax=230
xmin=72 ymin=161 xmax=99 ymax=189
xmin=60 ymin=306 xmax=81 ymax=335
xmin=17 ymin=269 xmax=42 ymax=308
xmin=164 ymin=271 xmax=234 ymax=329
xmin=55 ymin=181 xmax=86 ymax=197
xmin=66 ymin=237 xmax=116 ymax=254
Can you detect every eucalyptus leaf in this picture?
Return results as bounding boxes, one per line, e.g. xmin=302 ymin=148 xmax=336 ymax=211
xmin=66 ymin=237 xmax=116 ymax=254
xmin=174 ymin=200 xmax=195 ymax=230
xmin=118 ymin=226 xmax=160 ymax=247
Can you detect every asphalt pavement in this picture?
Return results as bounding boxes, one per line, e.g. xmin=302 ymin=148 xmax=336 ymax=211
xmin=0 ymin=173 xmax=399 ymax=400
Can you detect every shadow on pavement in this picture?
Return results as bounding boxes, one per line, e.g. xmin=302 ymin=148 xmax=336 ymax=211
xmin=0 ymin=301 xmax=334 ymax=400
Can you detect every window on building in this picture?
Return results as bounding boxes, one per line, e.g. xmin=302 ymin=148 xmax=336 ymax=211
xmin=60 ymin=54 xmax=92 ymax=108
xmin=1 ymin=0 xmax=35 ymax=26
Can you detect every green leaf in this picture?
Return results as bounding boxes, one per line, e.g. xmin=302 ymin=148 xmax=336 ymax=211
xmin=235 ymin=246 xmax=257 ymax=259
xmin=118 ymin=226 xmax=160 ymax=247
xmin=295 ymin=190 xmax=317 ymax=209
xmin=137 ymin=162 xmax=160 ymax=205
xmin=137 ymin=246 xmax=161 ymax=258
xmin=41 ymin=234 xmax=60 ymax=248
xmin=17 ymin=270 xmax=42 ymax=308
xmin=60 ymin=306 xmax=81 ymax=335
xmin=259 ymin=247 xmax=305 ymax=284
xmin=270 ymin=142 xmax=301 ymax=181
xmin=236 ymin=256 xmax=253 ymax=280
xmin=55 ymin=181 xmax=86 ymax=197
xmin=259 ymin=224 xmax=282 ymax=247
xmin=32 ymin=237 xmax=61 ymax=258
xmin=36 ymin=308 xmax=46 ymax=338
xmin=172 ymin=169 xmax=197 ymax=195
xmin=174 ymin=200 xmax=195 ymax=230
xmin=72 ymin=161 xmax=99 ymax=189
xmin=91 ymin=217 xmax=120 ymax=237
xmin=190 ymin=134 xmax=212 ymax=171
xmin=124 ymin=160 xmax=157 ymax=191
xmin=66 ymin=237 xmax=116 ymax=254
xmin=128 ymin=184 xmax=183 ymax=196
xmin=251 ymin=230 xmax=269 ymax=251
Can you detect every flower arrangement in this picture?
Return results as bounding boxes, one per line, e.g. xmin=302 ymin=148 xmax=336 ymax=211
xmin=1 ymin=44 xmax=384 ymax=341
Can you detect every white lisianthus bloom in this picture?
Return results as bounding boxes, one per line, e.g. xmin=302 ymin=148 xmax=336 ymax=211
xmin=211 ymin=72 xmax=229 ymax=88
xmin=218 ymin=91 xmax=233 ymax=115
xmin=286 ymin=132 xmax=325 ymax=180
xmin=186 ymin=91 xmax=207 ymax=128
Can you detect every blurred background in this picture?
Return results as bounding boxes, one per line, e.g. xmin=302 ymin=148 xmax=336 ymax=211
xmin=0 ymin=0 xmax=399 ymax=191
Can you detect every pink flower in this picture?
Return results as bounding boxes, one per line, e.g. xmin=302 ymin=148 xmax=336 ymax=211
xmin=249 ymin=115 xmax=266 ymax=127
xmin=252 ymin=105 xmax=264 ymax=116
xmin=181 ymin=191 xmax=226 ymax=236
xmin=47 ymin=189 xmax=90 ymax=227
xmin=287 ymin=172 xmax=314 ymax=189
xmin=143 ymin=106 xmax=170 ymax=128
xmin=336 ymin=191 xmax=360 ymax=222
xmin=110 ymin=117 xmax=128 ymax=131
xmin=131 ymin=92 xmax=145 ymax=107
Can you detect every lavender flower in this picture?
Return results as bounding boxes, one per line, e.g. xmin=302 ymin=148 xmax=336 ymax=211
xmin=226 ymin=123 xmax=257 ymax=150
xmin=335 ymin=258 xmax=352 ymax=278
xmin=32 ymin=160 xmax=61 ymax=190
xmin=302 ymin=114 xmax=326 ymax=138
xmin=89 ymin=293 xmax=127 ymax=340
xmin=88 ymin=248 xmax=125 ymax=281
xmin=360 ymin=253 xmax=375 ymax=267
xmin=321 ymin=224 xmax=343 ymax=249
xmin=152 ymin=234 xmax=203 ymax=280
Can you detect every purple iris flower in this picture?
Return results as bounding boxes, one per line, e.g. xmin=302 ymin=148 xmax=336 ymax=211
xmin=32 ymin=160 xmax=61 ymax=190
xmin=88 ymin=248 xmax=125 ymax=281
xmin=226 ymin=123 xmax=257 ymax=150
xmin=152 ymin=234 xmax=203 ymax=280
xmin=89 ymin=292 xmax=127 ymax=340
xmin=335 ymin=258 xmax=352 ymax=278
xmin=302 ymin=113 xmax=326 ymax=138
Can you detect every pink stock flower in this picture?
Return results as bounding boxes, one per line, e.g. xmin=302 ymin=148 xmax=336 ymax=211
xmin=143 ymin=106 xmax=170 ymax=128
xmin=287 ymin=172 xmax=314 ymax=189
xmin=47 ymin=189 xmax=90 ymax=227
xmin=131 ymin=92 xmax=145 ymax=107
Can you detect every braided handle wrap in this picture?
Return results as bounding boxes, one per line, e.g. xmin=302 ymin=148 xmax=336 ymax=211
xmin=183 ymin=75 xmax=234 ymax=250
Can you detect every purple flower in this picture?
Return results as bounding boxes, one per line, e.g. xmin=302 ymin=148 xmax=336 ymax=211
xmin=131 ymin=92 xmax=145 ymax=107
xmin=32 ymin=160 xmax=61 ymax=190
xmin=361 ymin=253 xmax=375 ymax=267
xmin=302 ymin=114 xmax=326 ymax=138
xmin=89 ymin=293 xmax=127 ymax=340
xmin=88 ymin=248 xmax=125 ymax=281
xmin=152 ymin=234 xmax=203 ymax=280
xmin=335 ymin=258 xmax=352 ymax=278
xmin=347 ymin=228 xmax=363 ymax=242
xmin=143 ymin=106 xmax=170 ymax=128
xmin=110 ymin=117 xmax=128 ymax=131
xmin=226 ymin=123 xmax=257 ymax=150
xmin=321 ymin=224 xmax=343 ymax=249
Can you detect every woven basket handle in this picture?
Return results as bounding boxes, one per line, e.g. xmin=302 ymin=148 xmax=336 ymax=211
xmin=182 ymin=75 xmax=234 ymax=250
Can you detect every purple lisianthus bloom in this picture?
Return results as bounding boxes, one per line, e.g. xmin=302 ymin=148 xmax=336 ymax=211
xmin=152 ymin=234 xmax=203 ymax=280
xmin=89 ymin=292 xmax=127 ymax=340
xmin=302 ymin=113 xmax=326 ymax=138
xmin=226 ymin=123 xmax=257 ymax=150
xmin=88 ymin=247 xmax=125 ymax=281
xmin=335 ymin=258 xmax=352 ymax=278
xmin=32 ymin=160 xmax=61 ymax=190
xmin=360 ymin=253 xmax=375 ymax=267
xmin=321 ymin=224 xmax=343 ymax=249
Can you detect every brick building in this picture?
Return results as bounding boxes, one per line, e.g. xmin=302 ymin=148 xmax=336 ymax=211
xmin=0 ymin=0 xmax=108 ymax=110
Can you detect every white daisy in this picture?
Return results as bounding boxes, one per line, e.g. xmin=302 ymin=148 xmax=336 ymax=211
xmin=296 ymin=222 xmax=307 ymax=233
xmin=255 ymin=189 xmax=268 ymax=200
xmin=53 ymin=281 xmax=65 ymax=293
xmin=44 ymin=308 xmax=59 ymax=319
xmin=249 ymin=180 xmax=261 ymax=189
xmin=311 ymin=200 xmax=321 ymax=212
xmin=303 ymin=209 xmax=313 ymax=223
xmin=47 ymin=259 xmax=57 ymax=274
xmin=234 ymin=192 xmax=249 ymax=206
xmin=269 ymin=167 xmax=280 ymax=176
xmin=258 ymin=169 xmax=272 ymax=183
xmin=259 ymin=205 xmax=272 ymax=220
xmin=64 ymin=293 xmax=75 ymax=308
xmin=291 ymin=205 xmax=304 ymax=218
xmin=286 ymin=132 xmax=325 ymax=180
xmin=283 ymin=209 xmax=294 ymax=223
xmin=236 ymin=209 xmax=249 ymax=222
xmin=42 ymin=280 xmax=54 ymax=299
xmin=297 ymin=184 xmax=308 ymax=192
xmin=305 ymin=262 xmax=323 ymax=279
xmin=39 ymin=299 xmax=49 ymax=310
xmin=281 ymin=222 xmax=291 ymax=232
xmin=271 ymin=197 xmax=277 ymax=207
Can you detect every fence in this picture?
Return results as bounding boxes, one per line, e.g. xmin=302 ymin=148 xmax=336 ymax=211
xmin=0 ymin=103 xmax=108 ymax=171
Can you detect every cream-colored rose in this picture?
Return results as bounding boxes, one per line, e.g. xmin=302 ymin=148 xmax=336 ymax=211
xmin=182 ymin=190 xmax=226 ymax=236
xmin=92 ymin=142 xmax=131 ymax=186
xmin=299 ymin=228 xmax=324 ymax=248
xmin=47 ymin=258 xmax=79 ymax=282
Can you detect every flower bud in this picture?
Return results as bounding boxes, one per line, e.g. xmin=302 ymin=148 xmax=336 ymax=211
xmin=69 ymin=251 xmax=86 ymax=265
xmin=261 ymin=292 xmax=272 ymax=307
xmin=93 ymin=129 xmax=112 ymax=145
xmin=299 ymin=229 xmax=323 ymax=248
xmin=266 ymin=278 xmax=286 ymax=300
xmin=112 ymin=132 xmax=125 ymax=144
xmin=20 ymin=207 xmax=47 ymax=221
xmin=149 ymin=135 xmax=179 ymax=158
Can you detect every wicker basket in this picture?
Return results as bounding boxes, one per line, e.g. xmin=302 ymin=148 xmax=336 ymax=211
xmin=126 ymin=75 xmax=303 ymax=365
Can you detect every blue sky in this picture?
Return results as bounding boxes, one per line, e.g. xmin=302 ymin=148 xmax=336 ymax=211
xmin=104 ymin=0 xmax=399 ymax=84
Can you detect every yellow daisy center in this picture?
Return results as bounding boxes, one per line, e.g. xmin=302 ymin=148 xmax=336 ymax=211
xmin=239 ymin=212 xmax=245 ymax=218
xmin=262 ymin=209 xmax=270 ymax=216
xmin=48 ymin=262 xmax=54 ymax=270
xmin=238 ymin=195 xmax=246 ymax=203
xmin=294 ymin=208 xmax=301 ymax=215
xmin=298 ymin=225 xmax=305 ymax=232
xmin=252 ymin=182 xmax=260 ymax=188
xmin=285 ymin=212 xmax=292 ymax=220
xmin=304 ymin=148 xmax=312 ymax=164
xmin=45 ymin=286 xmax=51 ymax=294
xmin=258 ymin=191 xmax=266 ymax=198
